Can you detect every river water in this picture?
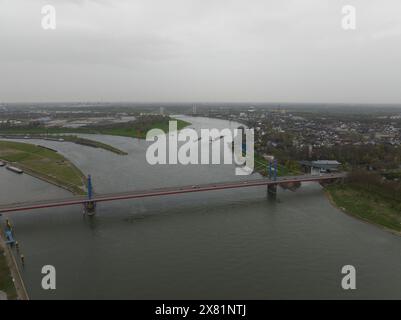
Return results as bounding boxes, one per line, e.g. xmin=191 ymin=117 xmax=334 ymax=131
xmin=1 ymin=116 xmax=401 ymax=299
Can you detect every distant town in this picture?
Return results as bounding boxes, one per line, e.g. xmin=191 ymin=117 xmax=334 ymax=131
xmin=184 ymin=104 xmax=401 ymax=171
xmin=1 ymin=103 xmax=401 ymax=172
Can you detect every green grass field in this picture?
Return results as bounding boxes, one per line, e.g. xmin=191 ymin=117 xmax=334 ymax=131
xmin=326 ymin=184 xmax=401 ymax=232
xmin=0 ymin=141 xmax=86 ymax=195
xmin=0 ymin=247 xmax=17 ymax=300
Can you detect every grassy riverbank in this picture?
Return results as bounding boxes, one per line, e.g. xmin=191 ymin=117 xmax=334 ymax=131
xmin=61 ymin=136 xmax=127 ymax=154
xmin=1 ymin=135 xmax=128 ymax=155
xmin=0 ymin=246 xmax=18 ymax=300
xmin=326 ymin=183 xmax=401 ymax=233
xmin=0 ymin=239 xmax=17 ymax=300
xmin=0 ymin=141 xmax=86 ymax=195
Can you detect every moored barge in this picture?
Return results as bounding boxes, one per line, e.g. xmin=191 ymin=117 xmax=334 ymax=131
xmin=6 ymin=165 xmax=24 ymax=174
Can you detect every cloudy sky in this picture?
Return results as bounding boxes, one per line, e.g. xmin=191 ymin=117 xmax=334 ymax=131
xmin=1 ymin=0 xmax=401 ymax=103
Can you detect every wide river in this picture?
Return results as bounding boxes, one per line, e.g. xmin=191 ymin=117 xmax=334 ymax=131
xmin=1 ymin=116 xmax=401 ymax=299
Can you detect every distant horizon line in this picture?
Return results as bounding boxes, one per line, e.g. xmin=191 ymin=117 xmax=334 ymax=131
xmin=2 ymin=101 xmax=401 ymax=107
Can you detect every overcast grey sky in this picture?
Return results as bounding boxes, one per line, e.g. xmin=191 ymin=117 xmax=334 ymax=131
xmin=1 ymin=0 xmax=401 ymax=103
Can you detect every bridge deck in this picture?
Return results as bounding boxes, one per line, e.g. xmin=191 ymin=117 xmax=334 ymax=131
xmin=0 ymin=173 xmax=345 ymax=214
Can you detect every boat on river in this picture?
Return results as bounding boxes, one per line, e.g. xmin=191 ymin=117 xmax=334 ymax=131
xmin=6 ymin=165 xmax=24 ymax=174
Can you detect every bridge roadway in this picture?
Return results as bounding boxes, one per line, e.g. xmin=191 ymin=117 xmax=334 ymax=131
xmin=0 ymin=173 xmax=346 ymax=214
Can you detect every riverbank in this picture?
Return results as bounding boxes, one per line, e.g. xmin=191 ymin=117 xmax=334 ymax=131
xmin=0 ymin=141 xmax=86 ymax=195
xmin=325 ymin=183 xmax=401 ymax=235
xmin=0 ymin=135 xmax=127 ymax=155
xmin=0 ymin=230 xmax=28 ymax=300
xmin=0 ymin=243 xmax=17 ymax=299
xmin=0 ymin=141 xmax=88 ymax=299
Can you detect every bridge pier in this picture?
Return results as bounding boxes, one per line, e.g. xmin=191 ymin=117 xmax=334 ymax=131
xmin=267 ymin=160 xmax=278 ymax=200
xmin=267 ymin=184 xmax=277 ymax=199
xmin=84 ymin=174 xmax=96 ymax=215
xmin=84 ymin=201 xmax=96 ymax=215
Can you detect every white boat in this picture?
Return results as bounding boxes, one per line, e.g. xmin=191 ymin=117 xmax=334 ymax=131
xmin=6 ymin=165 xmax=23 ymax=174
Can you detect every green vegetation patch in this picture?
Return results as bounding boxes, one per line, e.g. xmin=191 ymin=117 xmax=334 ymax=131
xmin=326 ymin=184 xmax=401 ymax=232
xmin=0 ymin=141 xmax=86 ymax=195
xmin=0 ymin=247 xmax=17 ymax=300
xmin=382 ymin=169 xmax=401 ymax=181
xmin=92 ymin=118 xmax=190 ymax=138
xmin=253 ymin=153 xmax=302 ymax=177
xmin=54 ymin=136 xmax=127 ymax=155
xmin=0 ymin=117 xmax=191 ymax=140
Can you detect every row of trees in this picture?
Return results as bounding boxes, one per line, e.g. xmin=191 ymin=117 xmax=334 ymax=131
xmin=255 ymin=132 xmax=401 ymax=171
xmin=347 ymin=170 xmax=401 ymax=203
xmin=309 ymin=145 xmax=401 ymax=170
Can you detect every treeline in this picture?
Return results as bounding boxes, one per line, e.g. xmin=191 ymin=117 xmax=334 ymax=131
xmin=258 ymin=141 xmax=401 ymax=171
xmin=85 ymin=115 xmax=171 ymax=137
xmin=89 ymin=115 xmax=169 ymax=130
xmin=347 ymin=170 xmax=401 ymax=203
xmin=310 ymin=145 xmax=401 ymax=170
xmin=0 ymin=121 xmax=42 ymax=129
xmin=0 ymin=114 xmax=171 ymax=136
